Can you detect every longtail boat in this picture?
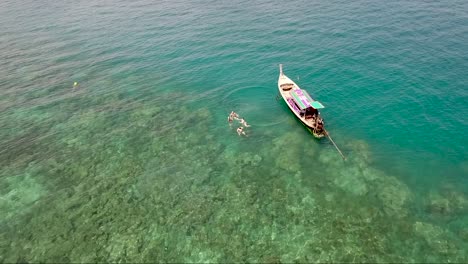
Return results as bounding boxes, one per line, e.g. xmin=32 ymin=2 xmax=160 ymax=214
xmin=277 ymin=64 xmax=326 ymax=138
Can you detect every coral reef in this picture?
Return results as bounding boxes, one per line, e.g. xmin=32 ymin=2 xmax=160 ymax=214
xmin=0 ymin=164 xmax=45 ymax=221
xmin=425 ymin=187 xmax=468 ymax=218
xmin=1 ymin=89 xmax=467 ymax=263
xmin=413 ymin=221 xmax=466 ymax=262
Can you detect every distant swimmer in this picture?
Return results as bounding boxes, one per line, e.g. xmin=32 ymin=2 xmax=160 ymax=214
xmin=73 ymin=81 xmax=78 ymax=89
xmin=237 ymin=126 xmax=247 ymax=137
xmin=239 ymin=118 xmax=250 ymax=127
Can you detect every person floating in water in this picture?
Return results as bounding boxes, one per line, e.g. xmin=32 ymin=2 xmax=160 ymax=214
xmin=237 ymin=126 xmax=247 ymax=137
xmin=231 ymin=111 xmax=239 ymax=119
xmin=239 ymin=118 xmax=250 ymax=127
xmin=228 ymin=111 xmax=240 ymax=126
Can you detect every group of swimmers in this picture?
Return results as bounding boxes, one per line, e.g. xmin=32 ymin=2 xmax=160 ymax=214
xmin=228 ymin=111 xmax=250 ymax=136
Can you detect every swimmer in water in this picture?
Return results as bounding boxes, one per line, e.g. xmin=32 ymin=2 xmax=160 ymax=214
xmin=228 ymin=111 xmax=240 ymax=126
xmin=239 ymin=118 xmax=250 ymax=127
xmin=231 ymin=111 xmax=239 ymax=119
xmin=237 ymin=126 xmax=247 ymax=136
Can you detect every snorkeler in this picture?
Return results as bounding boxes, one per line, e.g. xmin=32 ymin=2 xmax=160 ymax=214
xmin=237 ymin=126 xmax=247 ymax=136
xmin=228 ymin=111 xmax=240 ymax=125
xmin=231 ymin=111 xmax=240 ymax=119
xmin=239 ymin=118 xmax=250 ymax=127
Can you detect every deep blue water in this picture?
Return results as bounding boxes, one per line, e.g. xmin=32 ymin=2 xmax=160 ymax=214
xmin=1 ymin=0 xmax=467 ymax=262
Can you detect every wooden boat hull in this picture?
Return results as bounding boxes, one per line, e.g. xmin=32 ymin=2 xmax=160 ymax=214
xmin=277 ymin=65 xmax=326 ymax=138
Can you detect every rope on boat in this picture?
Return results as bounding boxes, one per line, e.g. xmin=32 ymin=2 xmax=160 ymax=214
xmin=325 ymin=130 xmax=346 ymax=160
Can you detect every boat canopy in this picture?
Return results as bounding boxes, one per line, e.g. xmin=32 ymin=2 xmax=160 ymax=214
xmin=291 ymin=89 xmax=325 ymax=110
xmin=311 ymin=101 xmax=325 ymax=109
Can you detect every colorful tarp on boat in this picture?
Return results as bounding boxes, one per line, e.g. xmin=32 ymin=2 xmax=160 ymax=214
xmin=291 ymin=89 xmax=325 ymax=110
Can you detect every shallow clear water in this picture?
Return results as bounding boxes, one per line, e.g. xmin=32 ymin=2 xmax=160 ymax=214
xmin=1 ymin=0 xmax=467 ymax=262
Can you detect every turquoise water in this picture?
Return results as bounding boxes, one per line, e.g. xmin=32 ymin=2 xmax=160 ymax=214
xmin=1 ymin=0 xmax=467 ymax=262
